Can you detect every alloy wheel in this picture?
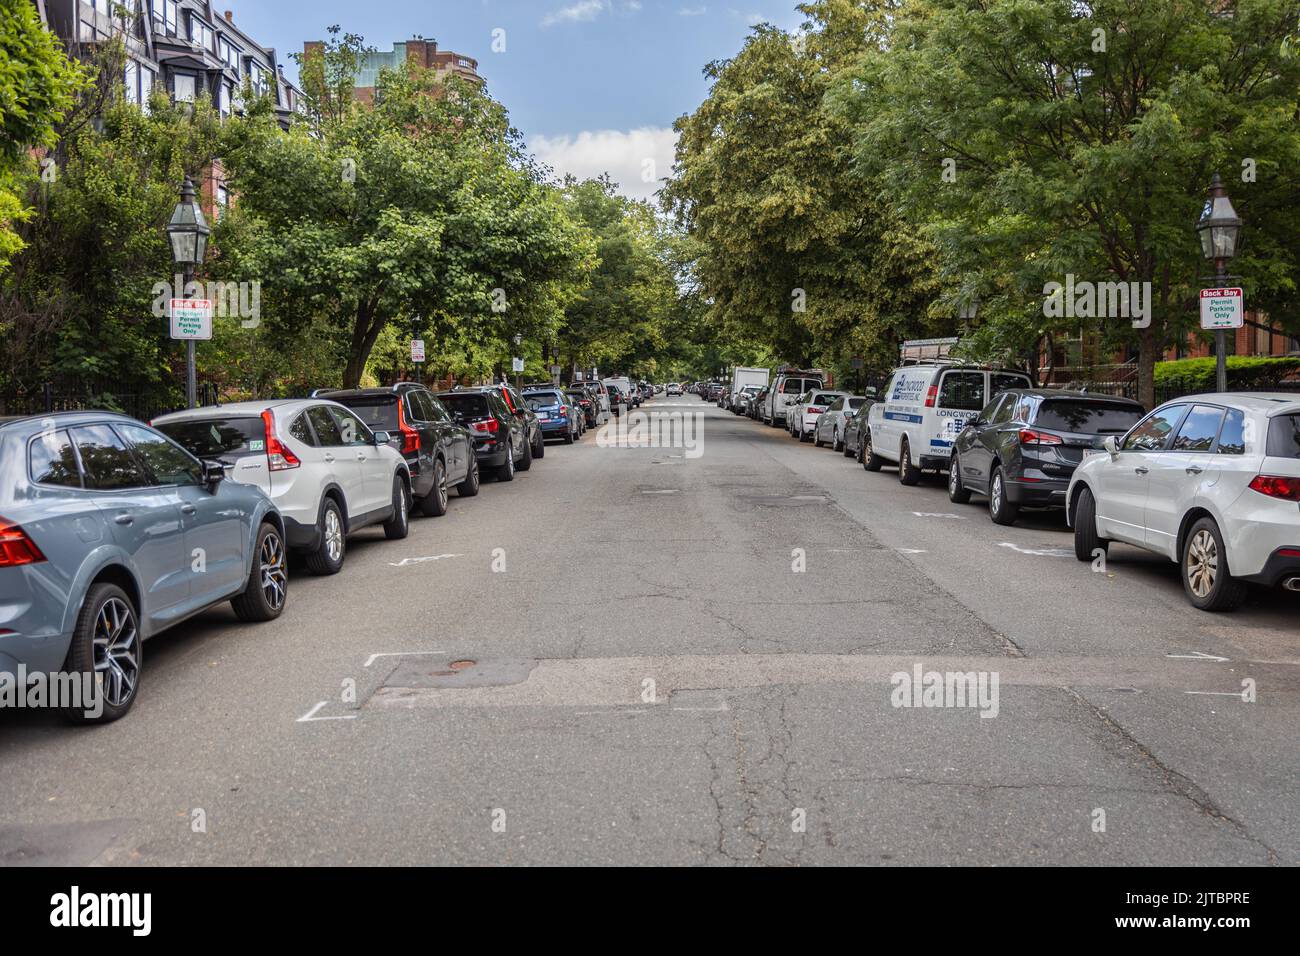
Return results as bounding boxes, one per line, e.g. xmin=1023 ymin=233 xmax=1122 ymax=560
xmin=324 ymin=507 xmax=343 ymax=562
xmin=93 ymin=597 xmax=140 ymax=708
xmin=260 ymin=531 xmax=287 ymax=611
xmin=1187 ymin=529 xmax=1219 ymax=598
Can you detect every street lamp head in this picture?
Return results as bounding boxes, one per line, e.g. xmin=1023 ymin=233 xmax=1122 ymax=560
xmin=167 ymin=177 xmax=210 ymax=267
xmin=959 ymin=296 xmax=979 ymax=322
xmin=513 ymin=333 xmax=523 ymax=347
xmin=1195 ymin=172 xmax=1242 ymax=262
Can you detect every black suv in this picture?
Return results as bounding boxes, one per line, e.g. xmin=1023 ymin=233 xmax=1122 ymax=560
xmin=949 ymin=388 xmax=1146 ymax=525
xmin=437 ymin=388 xmax=531 ymax=481
xmin=319 ymin=384 xmax=479 ymax=516
xmin=462 ymin=384 xmax=545 ymax=460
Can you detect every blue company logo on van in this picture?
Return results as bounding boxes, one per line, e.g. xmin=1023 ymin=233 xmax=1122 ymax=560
xmin=884 ymin=411 xmax=924 ymax=424
xmin=891 ymin=376 xmax=926 ymax=402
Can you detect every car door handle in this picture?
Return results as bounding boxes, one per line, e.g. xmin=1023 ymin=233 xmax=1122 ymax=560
xmin=323 ymin=453 xmax=335 ymax=462
xmin=1185 ymin=466 xmax=1203 ymax=475
xmin=1134 ymin=466 xmax=1149 ymax=475
xmin=356 ymin=453 xmax=367 ymax=461
xmin=180 ymin=504 xmax=197 ymax=515
xmin=114 ymin=513 xmax=134 ymax=525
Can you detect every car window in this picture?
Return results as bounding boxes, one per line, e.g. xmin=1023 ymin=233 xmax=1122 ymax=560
xmin=847 ymin=398 xmax=866 ymax=410
xmin=329 ymin=406 xmax=374 ymax=446
xmin=118 ymin=423 xmax=203 ymax=486
xmin=1123 ymin=406 xmax=1187 ymax=451
xmin=306 ymin=405 xmax=344 ymax=446
xmin=811 ymin=393 xmax=838 ymax=406
xmin=991 ymin=373 xmax=1031 ymax=396
xmin=1171 ymin=405 xmax=1225 ymax=453
xmin=1216 ymin=409 xmax=1247 ymax=455
xmin=289 ymin=412 xmax=316 ymax=446
xmin=30 ymin=429 xmax=83 ymax=488
xmin=1266 ymin=413 xmax=1300 ymax=459
xmin=439 ymin=394 xmax=490 ymax=423
xmin=337 ymin=396 xmax=399 ymax=432
xmin=156 ymin=416 xmax=266 ymax=460
xmin=70 ymin=424 xmax=149 ymax=490
xmin=827 ymin=397 xmax=845 ymax=411
xmin=938 ymin=371 xmax=985 ymax=412
xmin=415 ymin=391 xmax=444 ymax=423
xmin=989 ymin=395 xmax=1015 ymax=425
xmin=1035 ymin=400 xmax=1145 ymax=435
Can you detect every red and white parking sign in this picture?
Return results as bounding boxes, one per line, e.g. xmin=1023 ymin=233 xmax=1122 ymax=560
xmin=1199 ymin=287 xmax=1243 ymax=330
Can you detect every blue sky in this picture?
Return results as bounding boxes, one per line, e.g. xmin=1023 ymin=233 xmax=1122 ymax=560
xmin=227 ymin=0 xmax=805 ymax=199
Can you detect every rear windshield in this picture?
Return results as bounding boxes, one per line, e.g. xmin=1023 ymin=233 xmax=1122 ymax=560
xmin=330 ymin=395 xmax=400 ymax=431
xmin=1267 ymin=414 xmax=1300 ymax=458
xmin=1035 ymin=400 xmax=1144 ymax=435
xmin=782 ymin=378 xmax=821 ymax=394
xmin=156 ymin=417 xmax=266 ymax=459
xmin=438 ymin=394 xmax=490 ymax=422
xmin=524 ymin=391 xmax=564 ymax=407
xmin=810 ymin=393 xmax=838 ymax=406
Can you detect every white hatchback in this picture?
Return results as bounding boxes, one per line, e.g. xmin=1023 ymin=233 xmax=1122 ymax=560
xmin=1067 ymin=393 xmax=1300 ymax=611
xmin=154 ymin=399 xmax=412 ymax=576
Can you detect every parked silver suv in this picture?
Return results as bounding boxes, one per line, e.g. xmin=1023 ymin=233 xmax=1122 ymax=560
xmin=0 ymin=412 xmax=288 ymax=723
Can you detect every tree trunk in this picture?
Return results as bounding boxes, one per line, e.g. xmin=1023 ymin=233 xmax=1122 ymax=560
xmin=342 ymin=302 xmax=385 ymax=389
xmin=1138 ymin=324 xmax=1157 ymax=409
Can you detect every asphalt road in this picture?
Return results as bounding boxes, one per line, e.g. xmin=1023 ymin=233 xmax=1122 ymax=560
xmin=1 ymin=395 xmax=1296 ymax=865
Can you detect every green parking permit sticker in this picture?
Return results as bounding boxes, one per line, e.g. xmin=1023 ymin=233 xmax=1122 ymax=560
xmin=249 ymin=440 xmax=265 ymax=451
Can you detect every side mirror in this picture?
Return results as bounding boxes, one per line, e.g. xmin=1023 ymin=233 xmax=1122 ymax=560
xmin=201 ymin=459 xmax=226 ymax=488
xmin=373 ymin=431 xmax=391 ymax=445
xmin=1103 ymin=436 xmax=1119 ymax=459
xmin=513 ymin=407 xmax=527 ymax=417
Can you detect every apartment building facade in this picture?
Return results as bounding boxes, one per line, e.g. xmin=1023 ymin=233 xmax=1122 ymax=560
xmin=303 ymin=36 xmax=482 ymax=105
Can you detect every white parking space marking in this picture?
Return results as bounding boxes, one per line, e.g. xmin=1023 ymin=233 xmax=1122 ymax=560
xmin=363 ymin=651 xmax=445 ymax=668
xmin=997 ymin=542 xmax=1073 ymax=558
xmin=1184 ymin=690 xmax=1249 ymax=700
xmin=912 ymin=512 xmax=967 ymax=519
xmin=896 ymin=548 xmax=928 ymax=555
xmin=296 ymin=702 xmax=357 ymax=723
xmin=387 ymin=554 xmax=463 ymax=567
xmin=1167 ymin=651 xmax=1231 ymax=663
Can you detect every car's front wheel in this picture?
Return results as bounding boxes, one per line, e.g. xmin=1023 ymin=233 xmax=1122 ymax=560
xmin=1072 ymin=487 xmax=1108 ymax=562
xmin=383 ymin=475 xmax=411 ymax=540
xmin=518 ymin=434 xmax=534 ymax=472
xmin=1182 ymin=517 xmax=1248 ymax=612
xmin=232 ymin=521 xmax=288 ymax=622
xmin=988 ymin=465 xmax=1019 ymax=525
xmin=417 ymin=456 xmax=449 ymax=517
xmin=61 ymin=583 xmax=140 ymax=724
xmin=532 ymin=429 xmax=545 ymax=459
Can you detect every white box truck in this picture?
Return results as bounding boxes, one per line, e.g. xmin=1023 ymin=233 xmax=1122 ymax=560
xmin=729 ymin=367 xmax=770 ymax=412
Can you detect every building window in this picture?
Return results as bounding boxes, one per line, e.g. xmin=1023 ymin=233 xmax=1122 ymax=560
xmin=124 ymin=61 xmax=139 ymax=104
xmin=215 ymin=185 xmax=230 ymax=220
xmin=172 ymin=73 xmax=196 ymax=103
xmin=188 ymin=13 xmax=214 ymax=52
xmin=219 ymin=37 xmax=240 ymax=71
xmin=141 ymin=66 xmax=154 ymax=112
xmin=219 ymin=81 xmax=233 ymax=117
xmin=247 ymin=62 xmax=270 ymax=98
xmin=151 ymin=0 xmax=179 ymax=35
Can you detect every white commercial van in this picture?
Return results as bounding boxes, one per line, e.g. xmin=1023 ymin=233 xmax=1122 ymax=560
xmin=863 ymin=364 xmax=1032 ymax=484
xmin=762 ymin=369 xmax=825 ymax=427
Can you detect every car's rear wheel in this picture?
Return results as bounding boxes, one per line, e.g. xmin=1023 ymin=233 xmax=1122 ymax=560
xmin=532 ymin=430 xmax=545 ymax=459
xmin=518 ymin=434 xmax=534 ymax=471
xmin=948 ymin=452 xmax=972 ymax=504
xmin=1182 ymin=517 xmax=1248 ymax=612
xmin=305 ymin=497 xmax=345 ymax=575
xmin=813 ymin=430 xmax=825 ymax=448
xmin=61 ymin=583 xmax=140 ymax=724
xmin=417 ymin=457 xmax=449 ymax=517
xmin=563 ymin=423 xmax=575 ymax=444
xmin=988 ymin=465 xmax=1018 ymax=525
xmin=863 ymin=430 xmax=883 ymax=471
xmin=457 ymin=456 xmax=480 ymax=497
xmin=898 ymin=438 xmax=920 ymax=485
xmin=497 ymin=439 xmax=516 ymax=482
xmin=232 ymin=522 xmax=288 ymax=622
xmin=383 ymin=475 xmax=410 ymax=540
xmin=1072 ymin=487 xmax=1108 ymax=562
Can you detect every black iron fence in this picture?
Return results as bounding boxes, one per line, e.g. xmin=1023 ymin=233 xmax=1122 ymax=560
xmin=0 ymin=382 xmax=217 ymax=422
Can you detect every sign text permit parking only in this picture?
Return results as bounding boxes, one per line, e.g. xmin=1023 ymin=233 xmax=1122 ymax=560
xmin=169 ymin=299 xmax=213 ymax=340
xmin=1199 ymin=287 xmax=1243 ymax=330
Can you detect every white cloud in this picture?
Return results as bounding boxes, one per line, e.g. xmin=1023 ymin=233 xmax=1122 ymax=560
xmin=541 ymin=1 xmax=608 ymax=27
xmin=679 ymin=6 xmax=708 ymax=15
xmin=529 ymin=127 xmax=679 ymax=203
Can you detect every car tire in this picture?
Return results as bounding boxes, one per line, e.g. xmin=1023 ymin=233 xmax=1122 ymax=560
xmin=457 ymin=456 xmax=480 ymax=497
xmin=417 ymin=457 xmax=449 ymax=517
xmin=1072 ymin=487 xmax=1108 ymax=562
xmin=1182 ymin=517 xmax=1249 ymax=612
xmin=833 ymin=432 xmax=843 ymax=453
xmin=799 ymin=427 xmax=811 ymax=443
xmin=563 ymin=425 xmax=575 ymax=445
xmin=863 ymin=430 xmax=884 ymax=472
xmin=813 ymin=431 xmax=825 ymax=448
xmin=231 ymin=521 xmax=288 ymax=623
xmin=61 ymin=583 xmax=140 ymax=724
xmin=497 ymin=440 xmax=516 ymax=482
xmin=304 ymin=497 xmax=346 ymax=575
xmin=842 ymin=438 xmax=853 ymax=458
xmin=988 ymin=465 xmax=1019 ymax=525
xmin=948 ymin=452 xmax=972 ymax=504
xmin=518 ymin=434 xmax=534 ymax=472
xmin=532 ymin=430 xmax=545 ymax=459
xmin=897 ymin=438 xmax=920 ymax=485
xmin=383 ymin=475 xmax=411 ymax=540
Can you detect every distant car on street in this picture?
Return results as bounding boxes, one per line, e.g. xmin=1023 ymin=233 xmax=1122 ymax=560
xmin=813 ymin=395 xmax=870 ymax=451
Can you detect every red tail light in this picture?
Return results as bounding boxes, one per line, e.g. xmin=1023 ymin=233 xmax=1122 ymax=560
xmin=1019 ymin=429 xmax=1063 ymax=446
xmin=261 ymin=409 xmax=301 ymax=471
xmin=808 ymin=406 xmax=825 ymax=414
xmin=0 ymin=519 xmax=46 ymax=567
xmin=924 ymin=385 xmax=938 ymax=408
xmin=559 ymin=406 xmax=568 ymax=415
xmin=395 ymin=400 xmax=420 ymax=455
xmin=1249 ymin=475 xmax=1300 ymax=501
xmin=470 ymin=418 xmax=500 ymax=435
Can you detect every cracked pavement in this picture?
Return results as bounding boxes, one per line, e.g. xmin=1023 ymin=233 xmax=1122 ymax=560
xmin=0 ymin=396 xmax=1296 ymax=865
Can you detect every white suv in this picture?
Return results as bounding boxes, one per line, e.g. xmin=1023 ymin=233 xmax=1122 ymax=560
xmin=789 ymin=389 xmax=848 ymax=442
xmin=863 ymin=364 xmax=1032 ymax=484
xmin=763 ymin=372 xmax=825 ymax=427
xmin=1067 ymin=393 xmax=1300 ymax=611
xmin=154 ymin=399 xmax=412 ymax=575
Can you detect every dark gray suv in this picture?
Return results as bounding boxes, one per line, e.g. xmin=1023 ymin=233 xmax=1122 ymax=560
xmin=0 ymin=412 xmax=288 ymax=723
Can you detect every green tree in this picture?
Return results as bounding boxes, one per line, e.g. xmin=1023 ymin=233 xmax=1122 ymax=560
xmin=838 ymin=0 xmax=1300 ymax=406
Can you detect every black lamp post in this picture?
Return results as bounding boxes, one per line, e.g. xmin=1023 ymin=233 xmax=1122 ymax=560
xmin=167 ymin=178 xmax=210 ymax=409
xmin=1195 ymin=173 xmax=1242 ymax=394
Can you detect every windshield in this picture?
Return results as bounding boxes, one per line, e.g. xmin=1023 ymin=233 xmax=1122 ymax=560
xmin=156 ymin=417 xmax=266 ymax=460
